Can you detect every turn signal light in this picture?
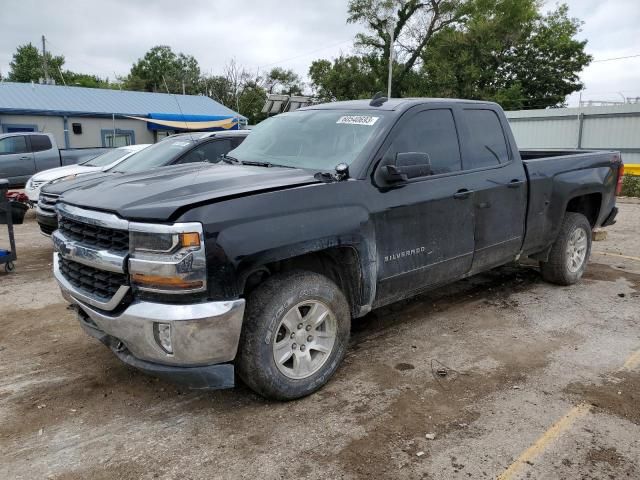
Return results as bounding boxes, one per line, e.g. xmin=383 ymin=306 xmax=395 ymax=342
xmin=131 ymin=273 xmax=203 ymax=290
xmin=180 ymin=232 xmax=201 ymax=248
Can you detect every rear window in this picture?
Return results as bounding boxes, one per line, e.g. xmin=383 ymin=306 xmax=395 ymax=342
xmin=462 ymin=109 xmax=510 ymax=168
xmin=30 ymin=134 xmax=53 ymax=152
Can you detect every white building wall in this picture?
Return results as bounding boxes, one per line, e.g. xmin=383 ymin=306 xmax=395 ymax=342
xmin=506 ymin=104 xmax=640 ymax=164
xmin=66 ymin=117 xmax=154 ymax=148
xmin=0 ymin=114 xmax=66 ymax=146
xmin=0 ymin=114 xmax=154 ymax=148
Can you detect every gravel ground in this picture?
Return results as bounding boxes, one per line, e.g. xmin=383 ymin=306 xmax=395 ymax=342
xmin=0 ymin=203 xmax=639 ymax=480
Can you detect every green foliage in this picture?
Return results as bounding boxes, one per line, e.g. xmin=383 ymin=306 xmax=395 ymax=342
xmin=264 ymin=68 xmax=303 ymax=95
xmin=309 ymin=55 xmax=381 ymax=101
xmin=621 ymin=175 xmax=640 ymax=197
xmin=124 ymin=45 xmax=201 ymax=94
xmin=8 ymin=43 xmax=65 ymax=83
xmin=8 ymin=42 xmax=114 ymax=89
xmin=311 ymin=0 xmax=591 ymax=108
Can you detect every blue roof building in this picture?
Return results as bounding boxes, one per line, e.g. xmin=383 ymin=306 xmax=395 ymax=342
xmin=0 ymin=81 xmax=245 ymax=147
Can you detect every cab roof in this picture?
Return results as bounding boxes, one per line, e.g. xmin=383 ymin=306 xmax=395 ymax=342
xmin=301 ymin=97 xmax=498 ymax=112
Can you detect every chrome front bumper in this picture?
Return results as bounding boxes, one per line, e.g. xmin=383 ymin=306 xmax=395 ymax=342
xmin=56 ymin=261 xmax=246 ymax=367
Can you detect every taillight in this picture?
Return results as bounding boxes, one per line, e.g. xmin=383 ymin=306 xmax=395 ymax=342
xmin=616 ymin=163 xmax=624 ymax=196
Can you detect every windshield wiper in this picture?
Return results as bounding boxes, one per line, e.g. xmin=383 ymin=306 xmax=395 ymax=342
xmin=241 ymin=160 xmax=295 ymax=169
xmin=220 ymin=154 xmax=241 ymax=164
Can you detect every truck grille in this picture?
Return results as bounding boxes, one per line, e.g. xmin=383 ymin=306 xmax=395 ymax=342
xmin=58 ymin=256 xmax=128 ymax=301
xmin=38 ymin=193 xmax=59 ymax=213
xmin=58 ymin=217 xmax=129 ymax=252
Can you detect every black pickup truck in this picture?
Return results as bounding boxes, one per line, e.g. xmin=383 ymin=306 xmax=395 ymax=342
xmin=52 ymin=98 xmax=622 ymax=400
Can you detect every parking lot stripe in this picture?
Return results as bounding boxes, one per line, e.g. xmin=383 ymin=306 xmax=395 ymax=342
xmin=496 ymin=404 xmax=591 ymax=480
xmin=592 ymin=251 xmax=640 ymax=262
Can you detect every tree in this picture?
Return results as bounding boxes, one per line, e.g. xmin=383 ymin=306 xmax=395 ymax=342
xmin=200 ymin=60 xmax=267 ymax=124
xmin=421 ymin=2 xmax=591 ymax=108
xmin=264 ymin=67 xmax=304 ymax=95
xmin=309 ymin=55 xmax=380 ymax=101
xmin=347 ymin=0 xmax=467 ymax=96
xmin=310 ymin=0 xmax=590 ymax=108
xmin=8 ymin=43 xmax=65 ymax=83
xmin=124 ymin=45 xmax=201 ymax=94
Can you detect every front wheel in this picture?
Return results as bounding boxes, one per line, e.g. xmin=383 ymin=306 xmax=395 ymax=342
xmin=236 ymin=270 xmax=351 ymax=400
xmin=540 ymin=212 xmax=592 ymax=285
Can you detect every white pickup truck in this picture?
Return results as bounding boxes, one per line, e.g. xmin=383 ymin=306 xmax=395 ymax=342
xmin=25 ymin=144 xmax=150 ymax=202
xmin=0 ymin=132 xmax=110 ymax=188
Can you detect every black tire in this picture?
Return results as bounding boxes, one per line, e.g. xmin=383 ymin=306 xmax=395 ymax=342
xmin=4 ymin=262 xmax=15 ymax=273
xmin=540 ymin=212 xmax=592 ymax=286
xmin=236 ymin=270 xmax=351 ymax=400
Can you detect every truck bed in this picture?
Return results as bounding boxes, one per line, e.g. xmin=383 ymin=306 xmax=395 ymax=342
xmin=520 ymin=149 xmax=621 ymax=257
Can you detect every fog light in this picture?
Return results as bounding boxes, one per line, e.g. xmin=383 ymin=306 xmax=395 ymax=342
xmin=154 ymin=323 xmax=173 ymax=354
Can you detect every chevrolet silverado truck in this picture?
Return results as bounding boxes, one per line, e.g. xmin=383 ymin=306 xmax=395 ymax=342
xmin=37 ymin=130 xmax=249 ymax=235
xmin=52 ymin=98 xmax=622 ymax=400
xmin=0 ymin=132 xmax=109 ymax=187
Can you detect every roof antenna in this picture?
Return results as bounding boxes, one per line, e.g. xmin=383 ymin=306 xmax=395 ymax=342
xmin=370 ymin=91 xmax=388 ymax=107
xmin=163 ymin=74 xmax=195 ymax=143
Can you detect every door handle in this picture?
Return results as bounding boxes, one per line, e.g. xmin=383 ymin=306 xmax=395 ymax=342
xmin=20 ymin=156 xmax=31 ymax=160
xmin=453 ymin=189 xmax=473 ymax=199
xmin=507 ymin=179 xmax=524 ymax=188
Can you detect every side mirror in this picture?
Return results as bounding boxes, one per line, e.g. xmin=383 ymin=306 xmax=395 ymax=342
xmin=381 ymin=152 xmax=432 ymax=183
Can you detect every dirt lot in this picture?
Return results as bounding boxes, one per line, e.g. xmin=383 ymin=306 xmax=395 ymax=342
xmin=1 ymin=202 xmax=639 ymax=480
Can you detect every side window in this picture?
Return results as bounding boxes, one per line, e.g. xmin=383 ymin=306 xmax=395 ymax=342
xmin=30 ymin=135 xmax=53 ymax=152
xmin=0 ymin=136 xmax=29 ymax=155
xmin=384 ymin=109 xmax=461 ymax=175
xmin=231 ymin=136 xmax=246 ymax=149
xmin=462 ymin=109 xmax=509 ymax=168
xmin=178 ymin=140 xmax=232 ymax=164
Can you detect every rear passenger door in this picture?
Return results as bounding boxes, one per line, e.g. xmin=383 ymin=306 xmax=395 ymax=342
xmin=458 ymin=107 xmax=527 ymax=273
xmin=0 ymin=135 xmax=35 ymax=186
xmin=30 ymin=134 xmax=58 ymax=172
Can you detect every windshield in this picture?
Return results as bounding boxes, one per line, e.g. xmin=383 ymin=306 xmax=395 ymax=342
xmin=108 ymin=138 xmax=196 ymax=173
xmin=228 ymin=110 xmax=387 ymax=170
xmin=82 ymin=148 xmax=134 ymax=167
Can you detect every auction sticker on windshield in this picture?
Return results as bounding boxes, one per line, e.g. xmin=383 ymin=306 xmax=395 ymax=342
xmin=337 ymin=115 xmax=379 ymax=126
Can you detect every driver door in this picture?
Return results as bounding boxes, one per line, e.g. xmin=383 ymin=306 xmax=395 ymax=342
xmin=372 ymin=107 xmax=475 ymax=306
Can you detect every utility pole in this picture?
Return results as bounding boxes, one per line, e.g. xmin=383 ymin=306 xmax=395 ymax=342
xmin=41 ymin=35 xmax=50 ymax=84
xmin=387 ymin=21 xmax=395 ymax=99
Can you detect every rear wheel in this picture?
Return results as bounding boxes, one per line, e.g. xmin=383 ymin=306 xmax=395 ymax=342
xmin=237 ymin=270 xmax=350 ymax=400
xmin=540 ymin=212 xmax=592 ymax=285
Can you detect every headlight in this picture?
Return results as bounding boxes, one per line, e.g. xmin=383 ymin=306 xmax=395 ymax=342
xmin=50 ymin=174 xmax=78 ymax=185
xmin=128 ymin=222 xmax=207 ymax=294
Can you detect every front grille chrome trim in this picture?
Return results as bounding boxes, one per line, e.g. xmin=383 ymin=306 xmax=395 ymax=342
xmin=57 ymin=203 xmax=129 ymax=230
xmin=54 ymin=253 xmax=130 ymax=311
xmin=52 ymin=230 xmax=127 ymax=273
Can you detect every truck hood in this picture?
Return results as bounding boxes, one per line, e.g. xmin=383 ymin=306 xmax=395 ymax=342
xmin=41 ymin=171 xmax=115 ymax=196
xmin=32 ymin=164 xmax=101 ymax=183
xmin=61 ymin=163 xmax=320 ymax=221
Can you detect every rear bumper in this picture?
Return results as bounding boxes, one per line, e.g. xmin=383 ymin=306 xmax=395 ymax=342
xmin=601 ymin=206 xmax=618 ymax=227
xmin=36 ymin=209 xmax=58 ymax=236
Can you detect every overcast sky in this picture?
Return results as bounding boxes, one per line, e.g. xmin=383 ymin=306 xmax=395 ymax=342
xmin=1 ymin=0 xmax=638 ymax=107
